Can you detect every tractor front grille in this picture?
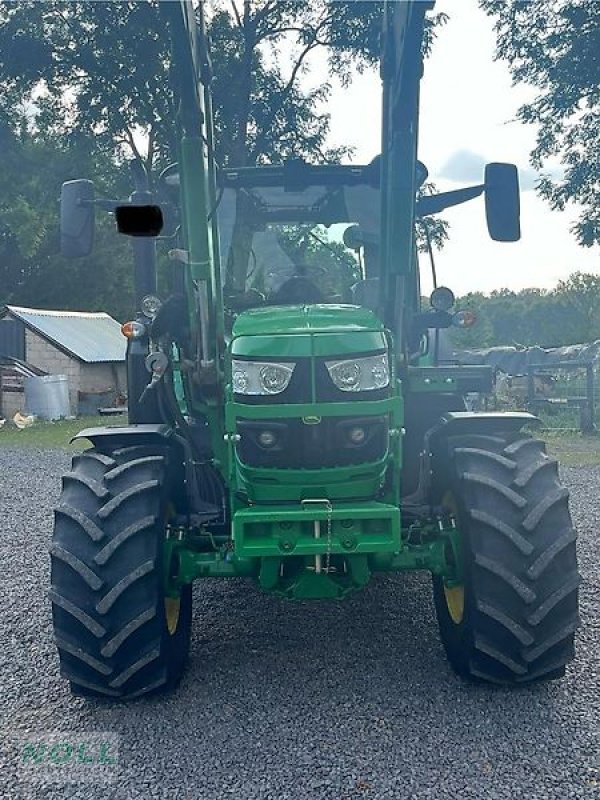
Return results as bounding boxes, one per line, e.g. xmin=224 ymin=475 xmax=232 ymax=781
xmin=236 ymin=415 xmax=388 ymax=469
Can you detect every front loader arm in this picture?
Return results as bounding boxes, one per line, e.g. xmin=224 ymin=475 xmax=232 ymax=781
xmin=380 ymin=0 xmax=434 ymax=352
xmin=160 ymin=1 xmax=224 ymax=373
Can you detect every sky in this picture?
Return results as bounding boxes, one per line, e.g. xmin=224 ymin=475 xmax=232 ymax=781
xmin=322 ymin=0 xmax=600 ymax=297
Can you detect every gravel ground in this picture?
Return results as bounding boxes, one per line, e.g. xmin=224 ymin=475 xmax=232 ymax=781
xmin=1 ymin=447 xmax=598 ymax=800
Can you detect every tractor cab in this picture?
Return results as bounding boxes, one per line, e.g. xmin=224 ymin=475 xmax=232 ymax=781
xmin=160 ymin=159 xmax=383 ymax=313
xmin=159 ymin=154 xmax=521 ymax=356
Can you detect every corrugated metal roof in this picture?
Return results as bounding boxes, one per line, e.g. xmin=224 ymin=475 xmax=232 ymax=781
xmin=4 ymin=306 xmax=126 ymax=363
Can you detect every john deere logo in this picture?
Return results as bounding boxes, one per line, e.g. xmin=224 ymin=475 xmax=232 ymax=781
xmin=302 ymin=416 xmax=321 ymax=425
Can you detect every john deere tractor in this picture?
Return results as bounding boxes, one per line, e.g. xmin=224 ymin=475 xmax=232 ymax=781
xmin=51 ymin=0 xmax=579 ymax=698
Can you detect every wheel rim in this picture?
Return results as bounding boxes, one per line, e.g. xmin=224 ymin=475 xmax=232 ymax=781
xmin=443 ymin=584 xmax=465 ymax=624
xmin=164 ymin=597 xmax=181 ymax=635
xmin=164 ymin=504 xmax=181 ymax=635
xmin=442 ymin=491 xmax=465 ymax=625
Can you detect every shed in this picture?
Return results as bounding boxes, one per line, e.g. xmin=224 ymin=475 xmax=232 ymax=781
xmin=0 ymin=355 xmax=46 ymax=420
xmin=0 ymin=305 xmax=126 ymax=416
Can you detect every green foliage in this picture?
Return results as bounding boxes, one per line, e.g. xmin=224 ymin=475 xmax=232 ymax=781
xmin=0 ymin=1 xmax=175 ymax=170
xmin=481 ymin=0 xmax=600 ymax=246
xmin=276 ymin=225 xmax=360 ymax=298
xmin=555 ymin=272 xmax=600 ymax=343
xmin=450 ymin=272 xmax=600 ymax=350
xmin=0 ymin=121 xmax=133 ymax=319
xmin=0 ymin=1 xmax=449 ymax=169
xmin=416 ymin=183 xmax=450 ymax=252
xmin=0 ymin=1 xmax=417 ymax=169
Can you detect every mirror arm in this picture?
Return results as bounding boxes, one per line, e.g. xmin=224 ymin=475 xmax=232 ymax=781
xmin=88 ymin=199 xmax=152 ymax=214
xmin=91 ymin=199 xmax=120 ymax=212
xmin=417 ymin=184 xmax=484 ymax=216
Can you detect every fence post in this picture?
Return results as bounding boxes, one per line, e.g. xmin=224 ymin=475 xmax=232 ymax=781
xmin=527 ymin=366 xmax=535 ymax=411
xmin=581 ymin=363 xmax=596 ymax=435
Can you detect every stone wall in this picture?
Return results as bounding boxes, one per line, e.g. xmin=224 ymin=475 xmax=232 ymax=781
xmin=79 ymin=362 xmax=126 ymax=396
xmin=79 ymin=362 xmax=127 ymax=412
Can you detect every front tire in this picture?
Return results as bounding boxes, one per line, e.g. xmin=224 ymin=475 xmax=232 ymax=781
xmin=50 ymin=445 xmax=192 ymax=699
xmin=432 ymin=432 xmax=580 ymax=685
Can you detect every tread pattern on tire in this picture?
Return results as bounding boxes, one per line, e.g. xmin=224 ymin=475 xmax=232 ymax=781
xmin=433 ymin=433 xmax=580 ymax=685
xmin=50 ymin=445 xmax=191 ymax=699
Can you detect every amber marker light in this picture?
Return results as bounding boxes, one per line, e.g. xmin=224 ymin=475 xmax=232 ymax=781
xmin=453 ymin=310 xmax=477 ymax=328
xmin=121 ymin=321 xmax=146 ymax=338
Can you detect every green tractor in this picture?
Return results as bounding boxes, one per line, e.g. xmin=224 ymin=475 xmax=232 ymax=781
xmin=51 ymin=0 xmax=579 ymax=698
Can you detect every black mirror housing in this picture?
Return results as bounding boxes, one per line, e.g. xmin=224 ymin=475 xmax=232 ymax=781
xmin=60 ymin=179 xmax=95 ymax=258
xmin=115 ymin=205 xmax=164 ymax=237
xmin=484 ymin=163 xmax=521 ymax=242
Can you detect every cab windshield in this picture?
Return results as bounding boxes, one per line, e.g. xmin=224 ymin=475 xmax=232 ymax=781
xmin=216 ymin=174 xmax=381 ymax=307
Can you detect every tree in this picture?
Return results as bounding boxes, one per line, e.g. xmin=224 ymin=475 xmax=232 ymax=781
xmin=0 ymin=2 xmax=407 ymax=169
xmin=449 ymin=273 xmax=600 ymax=351
xmin=209 ymin=0 xmax=447 ymax=166
xmin=0 ymin=118 xmax=134 ymax=319
xmin=0 ymin=2 xmax=177 ymax=174
xmin=554 ymin=272 xmax=600 ymax=343
xmin=276 ymin=225 xmax=360 ymax=298
xmin=0 ymin=2 xmax=449 ymax=307
xmin=481 ymin=0 xmax=600 ymax=246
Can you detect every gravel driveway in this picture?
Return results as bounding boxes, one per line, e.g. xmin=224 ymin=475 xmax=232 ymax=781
xmin=1 ymin=447 xmax=598 ymax=799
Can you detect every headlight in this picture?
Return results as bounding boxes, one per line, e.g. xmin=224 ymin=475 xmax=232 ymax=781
xmin=141 ymin=294 xmax=162 ymax=318
xmin=326 ymin=354 xmax=389 ymax=392
xmin=231 ymin=360 xmax=295 ymax=395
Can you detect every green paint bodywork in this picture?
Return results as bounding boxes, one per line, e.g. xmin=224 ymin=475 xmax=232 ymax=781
xmin=163 ymin=514 xmax=462 ymax=601
xmin=232 ymin=501 xmax=400 ymax=557
xmin=161 ymin=297 xmax=469 ymax=600
xmin=232 ymin=304 xmax=386 ymax=337
xmin=231 ymin=304 xmax=387 ymax=358
xmin=224 ymin=304 xmax=402 ymax=515
xmin=155 ymin=1 xmax=475 ymax=602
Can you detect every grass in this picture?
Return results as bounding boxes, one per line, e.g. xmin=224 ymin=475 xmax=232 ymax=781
xmin=0 ymin=414 xmax=128 ymax=450
xmin=542 ymin=429 xmax=600 ymax=467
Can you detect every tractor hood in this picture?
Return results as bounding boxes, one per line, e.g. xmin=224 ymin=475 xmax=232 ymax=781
xmin=231 ymin=304 xmax=387 ymax=358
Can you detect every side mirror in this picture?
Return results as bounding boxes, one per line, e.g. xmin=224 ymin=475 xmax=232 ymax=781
xmin=115 ymin=205 xmax=164 ymax=237
xmin=60 ymin=179 xmax=95 ymax=258
xmin=484 ymin=163 xmax=521 ymax=242
xmin=343 ymin=224 xmax=380 ymax=251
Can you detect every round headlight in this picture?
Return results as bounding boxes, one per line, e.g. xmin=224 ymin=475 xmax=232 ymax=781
xmin=233 ymin=369 xmax=249 ymax=393
xmin=326 ymin=354 xmax=389 ymax=392
xmin=348 ymin=426 xmax=366 ymax=444
xmin=371 ymin=362 xmax=389 ymax=388
xmin=141 ymin=294 xmax=163 ymax=318
xmin=331 ymin=362 xmax=361 ymax=390
xmin=259 ymin=364 xmax=292 ymax=394
xmin=258 ymin=430 xmax=277 ymax=448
